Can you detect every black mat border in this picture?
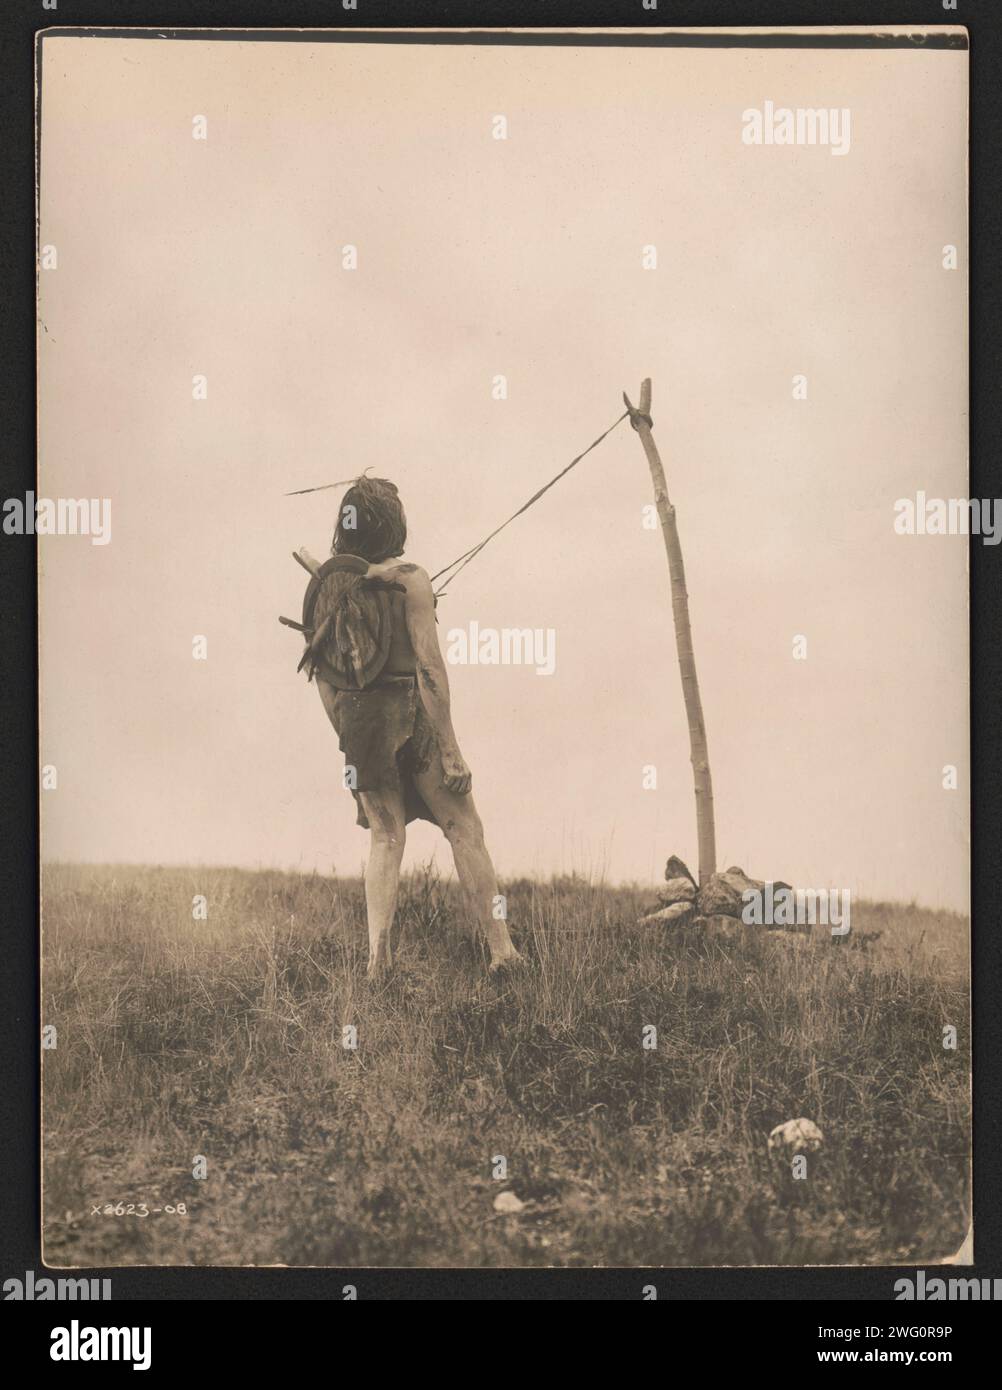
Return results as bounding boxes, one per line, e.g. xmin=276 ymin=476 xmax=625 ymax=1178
xmin=2 ymin=0 xmax=998 ymax=1302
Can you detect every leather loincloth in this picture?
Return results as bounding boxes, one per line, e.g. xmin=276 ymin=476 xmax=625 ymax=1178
xmin=330 ymin=674 xmax=439 ymax=829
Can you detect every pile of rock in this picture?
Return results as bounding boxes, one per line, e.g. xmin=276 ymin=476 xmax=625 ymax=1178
xmin=639 ymin=856 xmax=792 ymax=931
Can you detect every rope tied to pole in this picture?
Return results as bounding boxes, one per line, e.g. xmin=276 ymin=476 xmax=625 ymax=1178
xmin=283 ymin=408 xmax=630 ymax=596
xmin=429 ymin=408 xmax=630 ymax=595
xmin=622 ymin=391 xmax=653 ymax=432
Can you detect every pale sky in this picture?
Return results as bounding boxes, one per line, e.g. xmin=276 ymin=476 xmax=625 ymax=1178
xmin=38 ymin=30 xmax=969 ymax=910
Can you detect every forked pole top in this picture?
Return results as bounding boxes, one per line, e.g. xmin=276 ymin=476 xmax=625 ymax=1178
xmin=622 ymin=378 xmax=653 ymax=432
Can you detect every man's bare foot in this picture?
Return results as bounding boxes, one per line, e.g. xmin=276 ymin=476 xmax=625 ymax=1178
xmin=488 ymin=951 xmax=526 ymax=974
xmin=366 ymin=950 xmax=393 ymax=979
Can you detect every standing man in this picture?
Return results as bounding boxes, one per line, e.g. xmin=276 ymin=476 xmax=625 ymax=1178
xmin=308 ymin=476 xmax=522 ymax=977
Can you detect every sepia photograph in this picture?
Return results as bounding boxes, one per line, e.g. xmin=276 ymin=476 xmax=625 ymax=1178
xmin=35 ymin=24 xmax=970 ymax=1272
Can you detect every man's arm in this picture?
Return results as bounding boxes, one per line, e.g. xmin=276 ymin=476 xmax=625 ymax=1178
xmin=399 ymin=566 xmax=472 ymax=795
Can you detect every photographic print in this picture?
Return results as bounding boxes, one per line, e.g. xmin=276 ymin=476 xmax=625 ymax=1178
xmin=36 ymin=25 xmax=970 ymax=1269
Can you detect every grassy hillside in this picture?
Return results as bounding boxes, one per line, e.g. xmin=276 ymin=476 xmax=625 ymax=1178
xmin=41 ymin=863 xmax=970 ymax=1268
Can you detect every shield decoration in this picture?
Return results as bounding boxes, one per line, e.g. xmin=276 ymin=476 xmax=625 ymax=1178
xmin=302 ymin=555 xmax=394 ymax=690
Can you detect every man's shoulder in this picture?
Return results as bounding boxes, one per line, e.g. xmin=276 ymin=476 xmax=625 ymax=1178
xmin=383 ymin=562 xmax=432 ymax=591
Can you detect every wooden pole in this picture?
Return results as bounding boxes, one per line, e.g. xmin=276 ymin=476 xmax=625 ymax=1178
xmin=624 ymin=378 xmax=717 ymax=887
xmin=293 ymin=547 xmax=322 ymax=578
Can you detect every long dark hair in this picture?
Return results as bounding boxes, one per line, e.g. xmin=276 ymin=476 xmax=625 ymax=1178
xmin=332 ymin=476 xmax=407 ymax=563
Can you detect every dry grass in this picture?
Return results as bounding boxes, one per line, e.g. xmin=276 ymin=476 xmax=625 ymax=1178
xmin=41 ymin=862 xmax=969 ymax=1268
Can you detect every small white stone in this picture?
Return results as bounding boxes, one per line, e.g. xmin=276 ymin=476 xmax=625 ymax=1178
xmin=493 ymin=1190 xmax=526 ymax=1214
xmin=768 ymin=1118 xmax=824 ymax=1153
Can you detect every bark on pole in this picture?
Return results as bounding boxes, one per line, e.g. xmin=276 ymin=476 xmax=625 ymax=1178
xmin=624 ymin=378 xmax=717 ymax=887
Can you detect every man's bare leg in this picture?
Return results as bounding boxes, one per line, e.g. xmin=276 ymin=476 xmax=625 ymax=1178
xmin=412 ymin=768 xmax=521 ymax=969
xmin=357 ymin=788 xmax=407 ymax=977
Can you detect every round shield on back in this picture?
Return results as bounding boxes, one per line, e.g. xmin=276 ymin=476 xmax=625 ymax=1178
xmin=303 ymin=555 xmax=394 ymax=690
